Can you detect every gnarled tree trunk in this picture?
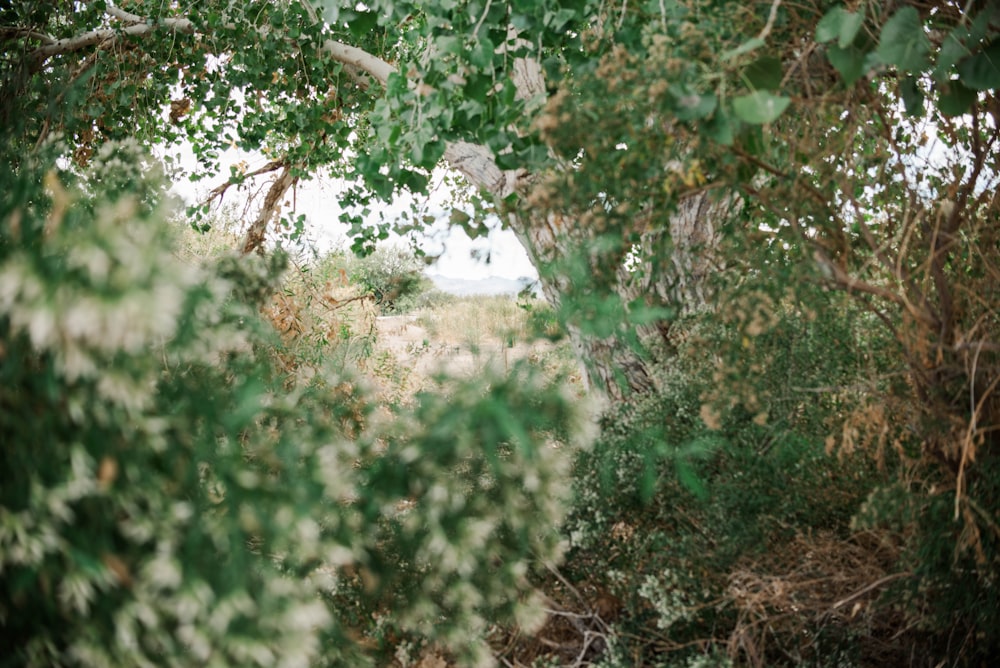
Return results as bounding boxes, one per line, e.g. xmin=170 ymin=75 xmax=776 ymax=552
xmin=318 ymin=40 xmax=733 ymax=403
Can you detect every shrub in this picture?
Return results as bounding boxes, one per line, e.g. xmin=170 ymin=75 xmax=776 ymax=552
xmin=344 ymin=245 xmax=431 ymax=314
xmin=0 ymin=143 xmax=586 ymax=666
xmin=533 ymin=296 xmax=897 ymax=666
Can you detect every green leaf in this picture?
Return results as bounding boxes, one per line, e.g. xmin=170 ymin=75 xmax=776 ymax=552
xmin=957 ymin=42 xmax=1000 ymax=90
xmin=738 ymin=124 xmax=765 ymax=159
xmin=721 ymin=37 xmax=765 ymax=62
xmin=675 ymin=459 xmax=707 ymax=499
xmin=933 ymin=10 xmax=995 ymax=83
xmin=816 ymin=7 xmax=863 ymax=47
xmin=934 ymin=31 xmax=969 ymax=83
xmin=639 ymin=457 xmax=658 ymax=502
xmin=827 ymin=43 xmax=867 ymax=85
xmin=702 ymin=110 xmax=734 ymax=145
xmin=745 ymin=55 xmax=783 ymax=90
xmin=346 ymin=10 xmax=380 ymax=37
xmin=399 ymin=169 xmax=429 ymax=193
xmin=875 ymin=7 xmax=931 ymax=72
xmin=434 ymin=35 xmax=463 ymax=56
xmin=732 ymin=91 xmax=790 ymax=124
xmin=411 ymin=138 xmax=446 ymax=170
xmin=544 ymin=8 xmax=577 ymax=31
xmin=839 ymin=12 xmax=864 ymax=48
xmin=322 ymin=4 xmax=340 ymax=23
xmin=900 ymin=76 xmax=925 ymax=117
xmin=673 ymin=88 xmax=717 ymax=121
xmin=816 ymin=7 xmax=846 ymax=43
xmin=937 ymin=81 xmax=977 ymax=116
xmin=469 ymin=37 xmax=496 ymax=69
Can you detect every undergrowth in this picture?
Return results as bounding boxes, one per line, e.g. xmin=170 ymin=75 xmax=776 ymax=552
xmin=493 ymin=296 xmax=938 ymax=667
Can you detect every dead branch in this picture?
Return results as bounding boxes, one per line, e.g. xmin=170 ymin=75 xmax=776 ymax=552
xmin=200 ymin=159 xmax=287 ymax=208
xmin=241 ymin=162 xmax=297 ymax=255
xmin=831 ymin=571 xmax=911 ymax=611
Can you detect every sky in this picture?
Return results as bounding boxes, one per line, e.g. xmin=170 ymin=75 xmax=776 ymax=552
xmin=167 ymin=147 xmax=539 ymax=282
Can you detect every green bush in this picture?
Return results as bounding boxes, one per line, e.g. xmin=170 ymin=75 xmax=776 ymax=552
xmin=553 ymin=297 xmax=894 ymax=666
xmin=0 ymin=143 xmax=585 ymax=666
xmin=344 ymin=245 xmax=432 ymax=314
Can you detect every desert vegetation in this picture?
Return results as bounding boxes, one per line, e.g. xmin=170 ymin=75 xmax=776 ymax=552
xmin=3 ymin=1 xmax=1000 ymax=666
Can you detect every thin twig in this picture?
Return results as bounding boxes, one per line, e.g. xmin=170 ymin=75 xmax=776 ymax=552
xmin=956 ymin=369 xmax=1000 ymax=519
xmin=757 ymin=0 xmax=783 ymax=41
xmin=200 ymin=159 xmax=287 ymax=206
xmin=831 ymin=572 xmax=911 ymax=610
xmin=472 ymin=0 xmax=493 ymax=38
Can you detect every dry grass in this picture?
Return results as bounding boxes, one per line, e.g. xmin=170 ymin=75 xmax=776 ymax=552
xmin=723 ymin=529 xmax=910 ymax=667
xmin=371 ymin=295 xmax=584 ymax=400
xmin=415 ymin=295 xmax=536 ymax=347
xmin=490 ymin=528 xmax=915 ymax=668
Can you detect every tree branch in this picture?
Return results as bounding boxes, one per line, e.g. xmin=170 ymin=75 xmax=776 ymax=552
xmin=242 ymin=163 xmax=297 ymax=255
xmin=813 ymin=249 xmax=912 ymax=312
xmin=321 ymin=39 xmax=395 ymax=88
xmin=31 ymin=13 xmax=195 ymax=60
xmin=0 ymin=26 xmax=57 ymax=46
xmin=200 ymin=159 xmax=288 ymax=208
xmin=104 ymin=5 xmax=145 ymax=25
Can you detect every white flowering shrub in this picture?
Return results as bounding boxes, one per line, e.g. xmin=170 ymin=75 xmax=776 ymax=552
xmin=0 ymin=145 xmax=583 ymax=666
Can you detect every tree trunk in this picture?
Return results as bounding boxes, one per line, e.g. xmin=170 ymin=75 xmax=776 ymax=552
xmin=322 ymin=36 xmax=734 ymax=402
xmin=434 ymin=50 xmax=734 ymax=403
xmin=499 ymin=189 xmax=730 ymax=404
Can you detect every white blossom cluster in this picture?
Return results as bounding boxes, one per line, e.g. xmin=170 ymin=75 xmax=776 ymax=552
xmin=637 ymin=568 xmax=695 ymax=631
xmin=0 ymin=145 xmax=337 ymax=666
xmin=2 ymin=142 xmax=587 ymax=666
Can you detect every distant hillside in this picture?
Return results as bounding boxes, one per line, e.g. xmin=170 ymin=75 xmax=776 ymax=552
xmin=425 ymin=273 xmax=541 ymax=297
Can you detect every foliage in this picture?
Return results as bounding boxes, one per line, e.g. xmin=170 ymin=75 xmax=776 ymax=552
xmin=530 ymin=296 xmax=895 ymax=666
xmin=0 ymin=143 xmax=585 ymax=666
xmin=4 ymin=0 xmax=1000 ymax=664
xmin=265 ymin=256 xmax=380 ymax=374
xmin=0 ymin=143 xmax=340 ymax=667
xmin=516 ymin=1 xmax=1000 ymax=663
xmin=340 ymin=244 xmax=430 ymax=314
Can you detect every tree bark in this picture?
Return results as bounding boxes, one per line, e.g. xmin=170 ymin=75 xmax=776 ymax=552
xmin=498 ymin=188 xmax=731 ymax=404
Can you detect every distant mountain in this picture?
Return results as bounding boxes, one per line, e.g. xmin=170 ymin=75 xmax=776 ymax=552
xmin=425 ymin=273 xmax=541 ymax=297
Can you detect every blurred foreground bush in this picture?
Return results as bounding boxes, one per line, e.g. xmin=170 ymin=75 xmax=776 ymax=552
xmin=0 ymin=143 xmax=585 ymax=666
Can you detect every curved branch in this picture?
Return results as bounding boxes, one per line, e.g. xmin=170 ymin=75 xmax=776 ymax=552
xmin=31 ymin=14 xmax=194 ymax=60
xmin=242 ymin=162 xmax=297 ymax=255
xmin=105 ymin=6 xmax=145 ymax=25
xmin=200 ymin=159 xmax=287 ymax=208
xmin=0 ymin=26 xmax=57 ymax=46
xmin=321 ymin=39 xmax=395 ymax=88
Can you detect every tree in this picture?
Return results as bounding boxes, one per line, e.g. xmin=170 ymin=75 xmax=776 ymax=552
xmin=5 ymin=3 xmax=1000 ymax=657
xmin=0 ymin=0 xmax=708 ymax=401
xmin=2 ymin=1 xmax=999 ymax=403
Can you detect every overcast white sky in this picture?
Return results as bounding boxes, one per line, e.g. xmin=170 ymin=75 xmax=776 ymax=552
xmin=167 ymin=147 xmax=538 ymax=281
